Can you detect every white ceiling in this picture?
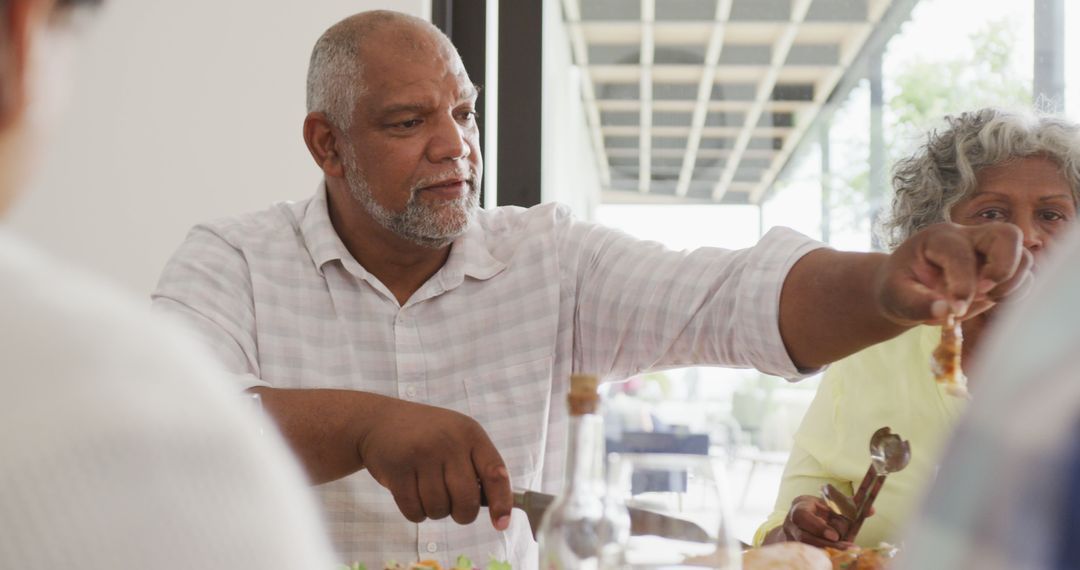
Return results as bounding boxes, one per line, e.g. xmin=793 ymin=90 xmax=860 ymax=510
xmin=560 ymin=0 xmax=901 ymax=204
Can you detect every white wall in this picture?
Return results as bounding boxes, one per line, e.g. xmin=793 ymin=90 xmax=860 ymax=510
xmin=9 ymin=0 xmax=428 ymax=295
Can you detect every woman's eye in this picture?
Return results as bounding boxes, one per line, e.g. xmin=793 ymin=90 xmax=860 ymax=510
xmin=977 ymin=209 xmax=1006 ymax=220
xmin=1040 ymin=210 xmax=1067 ymax=222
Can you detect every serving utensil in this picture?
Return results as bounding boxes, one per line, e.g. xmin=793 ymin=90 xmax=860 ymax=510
xmin=820 ymin=426 xmax=911 ymax=542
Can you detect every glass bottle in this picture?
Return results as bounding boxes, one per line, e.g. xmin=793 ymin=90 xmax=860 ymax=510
xmin=538 ymin=374 xmax=629 ymax=570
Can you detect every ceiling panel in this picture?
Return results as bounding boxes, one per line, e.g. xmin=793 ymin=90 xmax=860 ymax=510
xmin=563 ymin=0 xmax=912 ymax=204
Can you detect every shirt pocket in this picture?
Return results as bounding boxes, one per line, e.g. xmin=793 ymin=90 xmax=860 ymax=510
xmin=464 ymin=356 xmax=554 ymax=488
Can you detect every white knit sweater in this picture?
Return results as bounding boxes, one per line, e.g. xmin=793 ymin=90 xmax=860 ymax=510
xmin=0 ymin=231 xmax=337 ymax=569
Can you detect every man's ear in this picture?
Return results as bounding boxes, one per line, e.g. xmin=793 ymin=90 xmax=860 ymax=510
xmin=0 ymin=0 xmax=39 ymax=131
xmin=303 ymin=112 xmax=347 ymax=179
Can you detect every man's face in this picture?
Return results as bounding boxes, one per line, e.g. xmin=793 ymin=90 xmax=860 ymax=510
xmin=340 ymin=28 xmax=482 ymax=248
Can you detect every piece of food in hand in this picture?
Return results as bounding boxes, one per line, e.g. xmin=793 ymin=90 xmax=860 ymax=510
xmin=824 ymin=543 xmax=898 ymax=570
xmin=930 ymin=314 xmax=969 ymax=398
xmin=743 ymin=542 xmax=832 ymax=570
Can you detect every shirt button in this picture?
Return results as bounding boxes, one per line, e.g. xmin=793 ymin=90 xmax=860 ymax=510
xmin=405 ymin=385 xmax=417 ymax=398
xmin=426 ymin=542 xmax=438 ymax=553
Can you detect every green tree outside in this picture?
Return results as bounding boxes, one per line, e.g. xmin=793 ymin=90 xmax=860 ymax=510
xmin=825 ymin=15 xmax=1031 ymax=247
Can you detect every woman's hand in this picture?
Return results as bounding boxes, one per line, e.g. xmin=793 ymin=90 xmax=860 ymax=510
xmin=778 ymin=495 xmax=856 ymax=549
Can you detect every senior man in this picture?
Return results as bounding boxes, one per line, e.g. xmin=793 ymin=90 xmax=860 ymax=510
xmin=153 ymin=10 xmax=1030 ymax=568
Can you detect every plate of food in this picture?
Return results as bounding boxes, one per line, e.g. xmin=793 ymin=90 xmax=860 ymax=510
xmin=344 ymin=555 xmax=511 ymax=570
xmin=742 ymin=542 xmax=897 ymax=570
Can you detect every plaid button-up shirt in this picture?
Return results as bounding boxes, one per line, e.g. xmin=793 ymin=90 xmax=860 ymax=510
xmin=152 ymin=184 xmax=822 ymax=569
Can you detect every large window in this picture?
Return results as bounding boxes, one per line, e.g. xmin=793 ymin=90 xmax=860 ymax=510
xmin=549 ymin=0 xmax=1051 ymax=544
xmin=767 ymin=0 xmax=1035 ymax=251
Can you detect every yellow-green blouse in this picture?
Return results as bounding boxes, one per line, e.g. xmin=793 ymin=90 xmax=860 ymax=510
xmin=753 ymin=326 xmax=967 ymax=547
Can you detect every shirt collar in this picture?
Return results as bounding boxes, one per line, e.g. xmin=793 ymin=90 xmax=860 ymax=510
xmin=299 ymin=182 xmax=356 ymax=275
xmin=440 ymin=212 xmax=507 ymax=288
xmin=300 ymin=182 xmax=507 ymax=284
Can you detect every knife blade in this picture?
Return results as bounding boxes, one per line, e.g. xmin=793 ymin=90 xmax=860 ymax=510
xmin=508 ymin=489 xmax=554 ymax=540
xmin=483 ymin=489 xmax=712 ymax=543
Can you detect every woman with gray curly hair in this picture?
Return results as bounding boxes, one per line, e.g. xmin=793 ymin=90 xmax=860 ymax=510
xmin=880 ymin=107 xmax=1080 ymax=249
xmin=753 ymin=107 xmax=1080 ymax=550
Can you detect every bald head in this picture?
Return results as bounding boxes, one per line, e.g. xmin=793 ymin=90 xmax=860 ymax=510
xmin=306 ymin=10 xmax=459 ymax=131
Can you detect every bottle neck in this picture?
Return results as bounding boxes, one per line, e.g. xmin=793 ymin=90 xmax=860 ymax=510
xmin=563 ymin=413 xmax=605 ymax=494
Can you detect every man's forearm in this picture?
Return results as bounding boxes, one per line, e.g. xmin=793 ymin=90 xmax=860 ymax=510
xmin=247 ymin=386 xmax=379 ymax=485
xmin=248 ymin=385 xmax=516 ymax=527
xmin=779 ymin=249 xmax=909 ymax=370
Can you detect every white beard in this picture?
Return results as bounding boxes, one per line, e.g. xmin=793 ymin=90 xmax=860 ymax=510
xmin=342 ymin=154 xmax=479 ymax=249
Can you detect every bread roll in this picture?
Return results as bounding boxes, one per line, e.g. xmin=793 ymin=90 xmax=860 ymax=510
xmin=743 ymin=542 xmax=832 ymax=570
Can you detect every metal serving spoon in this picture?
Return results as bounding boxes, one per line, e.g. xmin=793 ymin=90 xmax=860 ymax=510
xmin=820 ymin=426 xmax=911 ymax=542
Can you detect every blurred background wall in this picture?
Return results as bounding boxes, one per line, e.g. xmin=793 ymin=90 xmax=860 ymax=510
xmin=9 ymin=0 xmax=428 ymax=295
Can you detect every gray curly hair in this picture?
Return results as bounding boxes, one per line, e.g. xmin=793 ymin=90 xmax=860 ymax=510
xmin=877 ymin=108 xmax=1080 ymax=250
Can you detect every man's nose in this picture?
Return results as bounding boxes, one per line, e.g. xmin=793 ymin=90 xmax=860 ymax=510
xmin=428 ymin=114 xmax=471 ymax=162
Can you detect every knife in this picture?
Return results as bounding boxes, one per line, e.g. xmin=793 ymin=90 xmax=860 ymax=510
xmin=482 ymin=489 xmax=712 ymax=543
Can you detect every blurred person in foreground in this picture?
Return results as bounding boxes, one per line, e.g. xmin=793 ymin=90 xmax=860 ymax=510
xmin=896 ymin=203 xmax=1080 ymax=570
xmin=0 ymin=0 xmax=336 ymax=568
xmin=153 ymin=10 xmax=1035 ymax=568
xmin=755 ymin=108 xmax=1080 ymax=550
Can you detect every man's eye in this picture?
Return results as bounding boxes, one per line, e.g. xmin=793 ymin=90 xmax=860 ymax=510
xmin=394 ymin=119 xmax=422 ymax=129
xmin=458 ymin=111 xmax=477 ymax=122
xmin=978 ymin=209 xmax=1006 ymax=220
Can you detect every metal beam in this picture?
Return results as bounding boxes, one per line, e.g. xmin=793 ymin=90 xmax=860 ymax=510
xmin=497 ymin=0 xmax=543 ymax=207
xmin=1034 ymin=0 xmax=1064 ymax=111
xmin=820 ymin=121 xmax=832 ymax=244
xmin=753 ymin=0 xmax=920 ymax=206
xmin=868 ymin=45 xmax=886 ymax=251
xmin=713 ymin=0 xmax=812 ymax=202
xmin=563 ymin=0 xmax=612 ymax=188
xmin=638 ymin=0 xmax=655 ymax=193
xmin=675 ymin=0 xmax=732 ymax=197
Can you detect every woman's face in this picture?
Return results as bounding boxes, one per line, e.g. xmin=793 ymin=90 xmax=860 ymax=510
xmin=949 ymin=155 xmax=1076 ymax=260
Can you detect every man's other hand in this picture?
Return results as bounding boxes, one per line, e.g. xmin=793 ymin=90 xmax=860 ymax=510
xmin=358 ymin=396 xmax=513 ymax=531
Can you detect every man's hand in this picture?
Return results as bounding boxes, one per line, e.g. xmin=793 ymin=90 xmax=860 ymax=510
xmin=248 ymin=387 xmax=512 ymax=531
xmin=876 ymin=221 xmax=1031 ymax=326
xmin=358 ymin=396 xmax=513 ymax=531
xmin=779 ymin=221 xmax=1030 ymax=369
xmin=777 ymin=495 xmax=856 ymax=549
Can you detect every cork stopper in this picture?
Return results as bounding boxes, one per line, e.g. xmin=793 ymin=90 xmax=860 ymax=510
xmin=568 ymin=373 xmax=600 ymax=415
